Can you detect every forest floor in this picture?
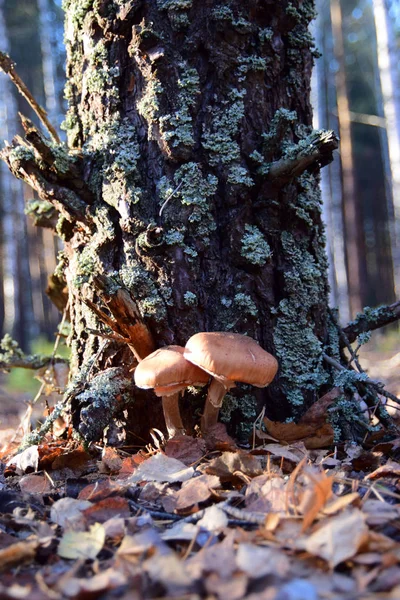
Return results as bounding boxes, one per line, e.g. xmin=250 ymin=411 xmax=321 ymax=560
xmin=0 ymin=348 xmax=400 ymax=599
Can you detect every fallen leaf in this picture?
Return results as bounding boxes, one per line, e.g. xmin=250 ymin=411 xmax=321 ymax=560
xmin=205 ymin=572 xmax=248 ymax=600
xmin=203 ymin=423 xmax=236 ymax=451
xmin=202 ymin=451 xmax=262 ymax=480
xmin=144 ymin=554 xmax=194 ymax=595
xmin=322 ymin=492 xmax=360 ymax=515
xmin=236 ymin=543 xmax=290 ymax=578
xmin=51 ymin=446 xmax=94 ymax=474
xmin=175 ymin=474 xmax=220 ymax=512
xmin=58 ymin=522 xmax=106 ymax=559
xmin=50 ymin=497 xmax=92 ymax=528
xmin=362 ymin=499 xmax=400 ymax=526
xmin=161 ymin=520 xmax=199 ymax=542
xmin=297 ymin=509 xmax=368 ymax=567
xmin=263 ymin=388 xmax=341 ymax=448
xmin=0 ymin=540 xmax=38 ymax=572
xmin=117 ymin=529 xmax=169 ymax=560
xmin=262 ymin=444 xmax=303 ymax=463
xmin=197 ymin=505 xmax=228 ymax=532
xmin=19 ymin=473 xmax=52 ymax=495
xmin=299 ymin=468 xmax=334 ymax=531
xmin=100 ymin=447 xmax=123 ymax=473
xmin=164 ymin=435 xmax=207 ymax=466
xmin=78 ymin=479 xmax=125 ymax=501
xmin=365 ymin=459 xmax=400 ymax=480
xmin=7 ymin=446 xmax=39 ymax=473
xmin=83 ymin=496 xmax=131 ymax=524
xmin=186 ymin=532 xmax=236 ymax=579
xmin=57 ymin=569 xmax=126 ymax=598
xmin=128 ymin=453 xmax=194 ymax=483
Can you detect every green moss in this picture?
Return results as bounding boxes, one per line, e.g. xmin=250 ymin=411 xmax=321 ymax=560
xmin=241 ymin=225 xmax=272 ymax=266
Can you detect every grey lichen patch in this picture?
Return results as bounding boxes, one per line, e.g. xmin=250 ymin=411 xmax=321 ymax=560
xmin=211 ymin=6 xmax=252 ymax=33
xmin=227 ymin=165 xmax=254 ymax=187
xmin=137 ymin=77 xmax=163 ymax=128
xmin=250 ymin=109 xmax=298 ymax=172
xmin=76 ymin=367 xmax=133 ymax=443
xmin=157 ymin=0 xmax=192 ymax=9
xmin=63 ymin=0 xmax=93 ymax=32
xmin=8 ymin=145 xmax=35 ymax=166
xmin=74 ymin=246 xmax=98 ymax=288
xmin=237 ymin=56 xmax=268 ymax=77
xmin=183 ymin=291 xmax=197 ymax=306
xmin=259 ymin=28 xmax=273 ymax=43
xmin=234 ymin=293 xmax=258 ymax=317
xmin=174 ymin=162 xmax=218 ymax=242
xmin=327 ymin=396 xmax=369 ymax=443
xmin=85 ymin=42 xmax=119 ymax=97
xmin=220 ymin=390 xmax=258 ymax=439
xmin=202 ymin=88 xmax=245 ymax=168
xmin=159 ymin=63 xmax=200 ymax=149
xmin=273 ymin=230 xmax=329 ymax=410
xmin=0 ymin=334 xmax=24 ymax=362
xmin=98 ymin=119 xmax=142 ymax=211
xmin=165 ymin=229 xmax=185 ymax=246
xmin=120 ymin=257 xmax=168 ymax=330
xmin=291 ymin=172 xmax=323 ymax=226
xmin=241 ymin=225 xmax=272 ymax=266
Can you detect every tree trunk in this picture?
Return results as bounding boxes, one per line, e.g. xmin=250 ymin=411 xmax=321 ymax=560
xmin=2 ymin=0 xmax=339 ymax=442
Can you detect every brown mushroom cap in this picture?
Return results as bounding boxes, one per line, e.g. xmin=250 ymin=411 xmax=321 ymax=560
xmin=183 ymin=332 xmax=278 ymax=388
xmin=134 ymin=345 xmax=210 ymax=397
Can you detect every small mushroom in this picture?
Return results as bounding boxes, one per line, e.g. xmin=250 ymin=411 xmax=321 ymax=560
xmin=134 ymin=345 xmax=210 ymax=438
xmin=183 ymin=332 xmax=278 ymax=433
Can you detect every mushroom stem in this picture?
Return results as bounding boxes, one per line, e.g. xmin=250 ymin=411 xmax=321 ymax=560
xmin=162 ymin=393 xmax=185 ymax=438
xmin=201 ymin=378 xmax=228 ymax=433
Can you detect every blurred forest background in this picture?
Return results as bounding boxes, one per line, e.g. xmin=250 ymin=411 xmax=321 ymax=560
xmin=0 ymin=0 xmax=399 ymax=385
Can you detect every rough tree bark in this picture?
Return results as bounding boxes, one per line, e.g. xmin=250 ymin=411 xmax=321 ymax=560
xmin=1 ymin=0 xmax=340 ymax=442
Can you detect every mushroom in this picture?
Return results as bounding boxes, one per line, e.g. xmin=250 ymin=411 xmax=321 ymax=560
xmin=134 ymin=345 xmax=210 ymax=438
xmin=183 ymin=332 xmax=278 ymax=433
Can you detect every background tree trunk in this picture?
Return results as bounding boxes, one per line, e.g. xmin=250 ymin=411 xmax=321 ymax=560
xmin=2 ymin=0 xmax=339 ymax=441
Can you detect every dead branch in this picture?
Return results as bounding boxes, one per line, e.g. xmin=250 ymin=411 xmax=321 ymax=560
xmin=83 ymin=277 xmax=156 ymax=362
xmin=342 ymin=300 xmax=400 ymax=344
xmin=1 ymin=139 xmax=91 ymax=227
xmin=266 ymin=130 xmax=339 ymax=183
xmin=0 ymin=51 xmax=60 ymax=143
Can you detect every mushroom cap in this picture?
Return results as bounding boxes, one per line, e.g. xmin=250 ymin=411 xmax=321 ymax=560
xmin=183 ymin=332 xmax=278 ymax=388
xmin=134 ymin=345 xmax=210 ymax=397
